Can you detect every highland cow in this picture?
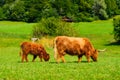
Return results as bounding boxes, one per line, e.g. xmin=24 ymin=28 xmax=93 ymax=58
xmin=20 ymin=42 xmax=50 ymax=62
xmin=54 ymin=36 xmax=98 ymax=63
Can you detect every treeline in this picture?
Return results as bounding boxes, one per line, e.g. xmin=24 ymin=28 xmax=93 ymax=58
xmin=0 ymin=0 xmax=120 ymax=22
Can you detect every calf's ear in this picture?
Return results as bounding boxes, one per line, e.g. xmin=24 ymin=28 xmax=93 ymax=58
xmin=94 ymin=49 xmax=98 ymax=53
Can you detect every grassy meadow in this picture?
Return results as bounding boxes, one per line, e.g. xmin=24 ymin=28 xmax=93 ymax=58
xmin=0 ymin=20 xmax=120 ymax=80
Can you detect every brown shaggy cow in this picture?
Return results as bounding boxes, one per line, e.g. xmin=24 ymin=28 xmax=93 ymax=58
xmin=54 ymin=36 xmax=98 ymax=63
xmin=20 ymin=42 xmax=50 ymax=62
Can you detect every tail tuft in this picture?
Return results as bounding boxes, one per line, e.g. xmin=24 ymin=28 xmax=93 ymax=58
xmin=19 ymin=49 xmax=22 ymax=57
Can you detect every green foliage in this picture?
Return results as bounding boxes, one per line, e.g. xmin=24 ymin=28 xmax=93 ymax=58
xmin=22 ymin=0 xmax=43 ymax=22
xmin=0 ymin=0 xmax=120 ymax=22
xmin=105 ymin=0 xmax=119 ymax=17
xmin=0 ymin=0 xmax=5 ymax=6
xmin=0 ymin=7 xmax=5 ymax=20
xmin=113 ymin=17 xmax=120 ymax=42
xmin=93 ymin=0 xmax=108 ymax=20
xmin=116 ymin=0 xmax=120 ymax=9
xmin=33 ymin=17 xmax=77 ymax=38
xmin=2 ymin=0 xmax=25 ymax=21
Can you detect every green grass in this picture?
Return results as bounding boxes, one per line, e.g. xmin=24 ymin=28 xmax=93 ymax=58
xmin=0 ymin=21 xmax=34 ymax=34
xmin=0 ymin=21 xmax=120 ymax=80
xmin=0 ymin=21 xmax=35 ymax=38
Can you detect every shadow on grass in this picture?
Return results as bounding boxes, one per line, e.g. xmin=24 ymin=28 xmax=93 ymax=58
xmin=49 ymin=61 xmax=94 ymax=64
xmin=17 ymin=61 xmax=45 ymax=63
xmin=18 ymin=60 xmax=94 ymax=64
xmin=105 ymin=41 xmax=120 ymax=46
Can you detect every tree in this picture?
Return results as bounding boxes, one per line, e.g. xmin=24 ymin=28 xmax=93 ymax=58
xmin=105 ymin=0 xmax=119 ymax=17
xmin=116 ymin=0 xmax=120 ymax=9
xmin=76 ymin=0 xmax=94 ymax=21
xmin=10 ymin=0 xmax=25 ymax=21
xmin=0 ymin=0 xmax=120 ymax=22
xmin=23 ymin=0 xmax=56 ymax=22
xmin=0 ymin=0 xmax=5 ymax=6
xmin=41 ymin=1 xmax=58 ymax=18
xmin=116 ymin=0 xmax=120 ymax=15
xmin=2 ymin=0 xmax=25 ymax=21
xmin=93 ymin=0 xmax=108 ymax=20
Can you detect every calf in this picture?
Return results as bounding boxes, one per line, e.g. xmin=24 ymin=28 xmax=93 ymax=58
xmin=20 ymin=42 xmax=50 ymax=62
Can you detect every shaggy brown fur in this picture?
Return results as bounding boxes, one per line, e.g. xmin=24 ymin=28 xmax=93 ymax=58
xmin=20 ymin=42 xmax=50 ymax=62
xmin=54 ymin=36 xmax=98 ymax=63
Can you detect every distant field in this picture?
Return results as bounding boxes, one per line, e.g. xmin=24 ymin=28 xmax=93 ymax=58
xmin=0 ymin=21 xmax=35 ymax=47
xmin=0 ymin=20 xmax=120 ymax=80
xmin=0 ymin=21 xmax=34 ymax=39
xmin=0 ymin=21 xmax=34 ymax=34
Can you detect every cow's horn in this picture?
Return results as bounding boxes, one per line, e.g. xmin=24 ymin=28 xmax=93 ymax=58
xmin=98 ymin=48 xmax=106 ymax=52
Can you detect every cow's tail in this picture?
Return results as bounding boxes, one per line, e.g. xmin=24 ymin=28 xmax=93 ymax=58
xmin=53 ymin=37 xmax=58 ymax=60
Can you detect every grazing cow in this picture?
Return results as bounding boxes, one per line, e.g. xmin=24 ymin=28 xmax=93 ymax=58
xmin=54 ymin=36 xmax=98 ymax=63
xmin=20 ymin=42 xmax=50 ymax=62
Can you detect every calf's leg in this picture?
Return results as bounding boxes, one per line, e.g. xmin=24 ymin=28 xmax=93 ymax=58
xmin=22 ymin=54 xmax=25 ymax=62
xmin=25 ymin=54 xmax=28 ymax=62
xmin=39 ymin=55 xmax=43 ymax=62
xmin=32 ymin=55 xmax=37 ymax=62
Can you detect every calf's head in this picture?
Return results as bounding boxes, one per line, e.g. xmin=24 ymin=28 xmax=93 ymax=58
xmin=43 ymin=53 xmax=50 ymax=61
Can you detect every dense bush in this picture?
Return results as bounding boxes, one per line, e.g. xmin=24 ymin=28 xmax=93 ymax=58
xmin=32 ymin=17 xmax=77 ymax=38
xmin=113 ymin=17 xmax=120 ymax=42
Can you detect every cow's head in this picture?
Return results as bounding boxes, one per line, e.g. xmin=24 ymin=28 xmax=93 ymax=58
xmin=43 ymin=53 xmax=50 ymax=61
xmin=91 ymin=49 xmax=98 ymax=62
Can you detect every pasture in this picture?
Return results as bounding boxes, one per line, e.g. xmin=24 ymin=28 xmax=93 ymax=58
xmin=0 ymin=20 xmax=120 ymax=80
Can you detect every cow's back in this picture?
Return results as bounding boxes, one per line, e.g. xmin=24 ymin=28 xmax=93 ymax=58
xmin=54 ymin=36 xmax=87 ymax=55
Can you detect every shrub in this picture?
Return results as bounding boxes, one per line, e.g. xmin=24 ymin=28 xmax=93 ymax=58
xmin=32 ymin=17 xmax=77 ymax=38
xmin=113 ymin=17 xmax=120 ymax=42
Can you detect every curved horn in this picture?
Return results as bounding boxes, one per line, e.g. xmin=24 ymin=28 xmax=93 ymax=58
xmin=98 ymin=48 xmax=106 ymax=52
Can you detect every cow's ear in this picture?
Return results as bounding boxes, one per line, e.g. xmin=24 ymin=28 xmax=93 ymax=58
xmin=94 ymin=49 xmax=98 ymax=53
xmin=94 ymin=49 xmax=96 ymax=51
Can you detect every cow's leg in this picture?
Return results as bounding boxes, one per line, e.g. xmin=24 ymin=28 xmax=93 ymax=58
xmin=32 ymin=55 xmax=37 ymax=62
xmin=86 ymin=52 xmax=91 ymax=62
xmin=61 ymin=55 xmax=65 ymax=63
xmin=39 ymin=55 xmax=42 ymax=62
xmin=78 ymin=55 xmax=83 ymax=63
xmin=56 ymin=54 xmax=61 ymax=63
xmin=54 ymin=48 xmax=61 ymax=63
xmin=57 ymin=51 xmax=66 ymax=63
